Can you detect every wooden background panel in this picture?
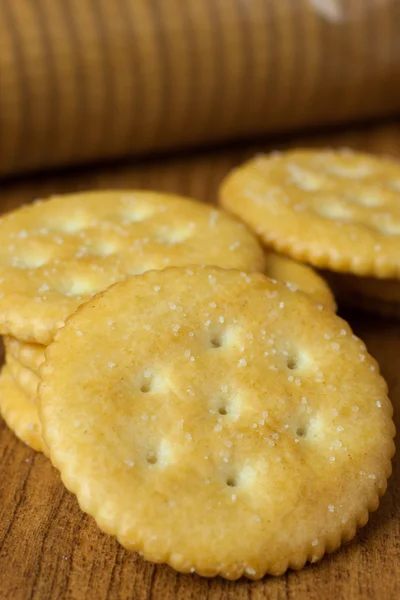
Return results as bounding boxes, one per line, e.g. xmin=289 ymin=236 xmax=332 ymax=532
xmin=1 ymin=0 xmax=400 ymax=176
xmin=0 ymin=121 xmax=399 ymax=599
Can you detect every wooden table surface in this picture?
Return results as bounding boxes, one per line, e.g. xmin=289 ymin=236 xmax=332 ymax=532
xmin=1 ymin=122 xmax=400 ymax=600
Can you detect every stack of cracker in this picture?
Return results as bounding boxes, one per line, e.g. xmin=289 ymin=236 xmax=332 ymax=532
xmin=0 ymin=170 xmax=395 ymax=579
xmin=0 ymin=190 xmax=267 ymax=452
xmin=0 ymin=189 xmax=333 ymax=455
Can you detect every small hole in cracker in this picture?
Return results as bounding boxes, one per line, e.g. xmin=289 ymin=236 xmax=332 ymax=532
xmin=296 ymin=426 xmax=307 ymax=438
xmin=146 ymin=452 xmax=157 ymax=465
xmin=287 ymin=356 xmax=298 ymax=370
xmin=226 ymin=477 xmax=236 ymax=487
xmin=218 ymin=406 xmax=228 ymax=416
xmin=210 ymin=335 xmax=222 ymax=349
xmin=141 ymin=381 xmax=152 ymax=393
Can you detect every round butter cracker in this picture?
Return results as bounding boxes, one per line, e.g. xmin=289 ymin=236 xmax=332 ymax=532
xmin=4 ymin=336 xmax=45 ymax=376
xmin=7 ymin=353 xmax=40 ymax=399
xmin=39 ymin=267 xmax=394 ymax=579
xmin=0 ymin=366 xmax=46 ymax=453
xmin=220 ymin=149 xmax=400 ymax=278
xmin=0 ymin=190 xmax=265 ymax=344
xmin=265 ymin=252 xmax=335 ymax=311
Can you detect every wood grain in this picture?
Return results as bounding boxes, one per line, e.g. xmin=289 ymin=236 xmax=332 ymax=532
xmin=0 ymin=122 xmax=400 ymax=599
xmin=1 ymin=0 xmax=400 ymax=176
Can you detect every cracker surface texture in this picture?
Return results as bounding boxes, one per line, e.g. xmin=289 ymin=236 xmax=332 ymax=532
xmin=5 ymin=336 xmax=45 ymax=376
xmin=39 ymin=267 xmax=394 ymax=579
xmin=0 ymin=366 xmax=46 ymax=453
xmin=220 ymin=149 xmax=400 ymax=277
xmin=7 ymin=353 xmax=40 ymax=399
xmin=0 ymin=190 xmax=265 ymax=344
xmin=265 ymin=252 xmax=336 ymax=311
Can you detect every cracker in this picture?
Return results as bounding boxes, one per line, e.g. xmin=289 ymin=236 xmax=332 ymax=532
xmin=4 ymin=336 xmax=45 ymax=377
xmin=7 ymin=353 xmax=40 ymax=399
xmin=0 ymin=366 xmax=46 ymax=453
xmin=220 ymin=149 xmax=400 ymax=278
xmin=39 ymin=267 xmax=394 ymax=579
xmin=265 ymin=252 xmax=336 ymax=311
xmin=323 ymin=271 xmax=400 ymax=318
xmin=0 ymin=190 xmax=265 ymax=344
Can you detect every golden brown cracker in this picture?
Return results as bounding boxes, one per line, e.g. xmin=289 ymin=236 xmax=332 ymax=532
xmin=0 ymin=366 xmax=46 ymax=453
xmin=220 ymin=149 xmax=400 ymax=278
xmin=4 ymin=336 xmax=45 ymax=377
xmin=265 ymin=252 xmax=336 ymax=311
xmin=0 ymin=190 xmax=265 ymax=344
xmin=40 ymin=267 xmax=394 ymax=579
xmin=7 ymin=353 xmax=40 ymax=399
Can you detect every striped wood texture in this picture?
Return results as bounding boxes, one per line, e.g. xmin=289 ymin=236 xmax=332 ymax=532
xmin=1 ymin=0 xmax=400 ymax=176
